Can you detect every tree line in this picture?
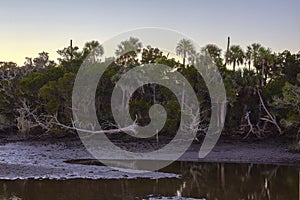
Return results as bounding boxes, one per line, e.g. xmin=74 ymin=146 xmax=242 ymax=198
xmin=0 ymin=37 xmax=299 ymax=144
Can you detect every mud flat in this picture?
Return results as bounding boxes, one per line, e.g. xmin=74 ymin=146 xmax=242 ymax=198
xmin=0 ymin=135 xmax=299 ymax=180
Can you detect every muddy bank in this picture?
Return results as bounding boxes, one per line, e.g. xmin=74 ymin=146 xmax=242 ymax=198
xmin=0 ymin=135 xmax=299 ymax=180
xmin=190 ymin=137 xmax=300 ymax=166
xmin=0 ymin=139 xmax=179 ymax=180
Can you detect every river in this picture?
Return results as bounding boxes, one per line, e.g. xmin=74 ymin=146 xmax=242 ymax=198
xmin=0 ymin=161 xmax=298 ymax=200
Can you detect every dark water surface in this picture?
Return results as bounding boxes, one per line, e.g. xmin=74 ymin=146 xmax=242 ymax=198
xmin=0 ymin=161 xmax=298 ymax=200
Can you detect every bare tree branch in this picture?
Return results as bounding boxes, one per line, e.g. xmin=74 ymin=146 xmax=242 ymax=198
xmin=258 ymin=89 xmax=282 ymax=135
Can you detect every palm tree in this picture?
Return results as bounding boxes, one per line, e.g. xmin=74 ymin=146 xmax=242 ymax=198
xmin=82 ymin=41 xmax=104 ymax=63
xmin=226 ymin=45 xmax=245 ymax=71
xmin=246 ymin=43 xmax=262 ymax=73
xmin=201 ymin=44 xmax=223 ymax=67
xmin=176 ymin=39 xmax=195 ymax=66
xmin=245 ymin=46 xmax=252 ymax=71
xmin=115 ymin=37 xmax=142 ymax=66
xmin=257 ymin=47 xmax=274 ymax=86
xmin=115 ymin=37 xmax=142 ymax=57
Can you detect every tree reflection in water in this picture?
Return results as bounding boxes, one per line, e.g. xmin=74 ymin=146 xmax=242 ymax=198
xmin=173 ymin=162 xmax=296 ymax=200
xmin=0 ymin=162 xmax=298 ymax=200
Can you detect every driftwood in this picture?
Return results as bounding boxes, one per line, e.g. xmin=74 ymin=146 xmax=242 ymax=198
xmin=241 ymin=89 xmax=282 ymax=139
xmin=16 ymin=99 xmax=54 ymax=134
xmin=257 ymin=90 xmax=282 ymax=135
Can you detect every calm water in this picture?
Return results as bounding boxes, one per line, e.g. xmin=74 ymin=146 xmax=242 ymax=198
xmin=0 ymin=162 xmax=298 ymax=200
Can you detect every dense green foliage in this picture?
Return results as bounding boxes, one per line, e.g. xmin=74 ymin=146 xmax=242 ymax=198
xmin=0 ymin=38 xmax=299 ymax=141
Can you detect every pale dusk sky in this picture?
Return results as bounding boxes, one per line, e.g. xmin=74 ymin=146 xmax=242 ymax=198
xmin=1 ymin=0 xmax=299 ymax=65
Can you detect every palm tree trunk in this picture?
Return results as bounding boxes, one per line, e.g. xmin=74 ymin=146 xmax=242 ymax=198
xmin=225 ymin=37 xmax=230 ymax=67
xmin=181 ymin=82 xmax=185 ymax=110
xmin=248 ymin=61 xmax=251 ymax=71
xmin=260 ymin=63 xmax=264 ymax=87
xmin=233 ymin=62 xmax=236 ymax=72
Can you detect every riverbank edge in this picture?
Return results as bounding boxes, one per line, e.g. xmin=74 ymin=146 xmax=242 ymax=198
xmin=1 ymin=133 xmax=299 ymax=167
